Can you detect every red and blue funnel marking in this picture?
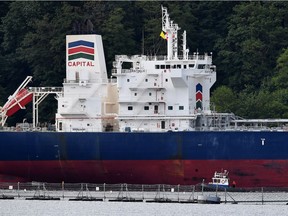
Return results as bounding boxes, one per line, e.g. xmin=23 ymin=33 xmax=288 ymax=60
xmin=68 ymin=40 xmax=94 ymax=61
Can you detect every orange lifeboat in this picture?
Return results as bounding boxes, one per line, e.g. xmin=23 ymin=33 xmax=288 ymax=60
xmin=2 ymin=88 xmax=33 ymax=117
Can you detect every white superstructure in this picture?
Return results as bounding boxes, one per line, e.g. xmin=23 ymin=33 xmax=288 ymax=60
xmin=55 ymin=6 xmax=217 ymax=132
xmin=113 ymin=6 xmax=216 ymax=132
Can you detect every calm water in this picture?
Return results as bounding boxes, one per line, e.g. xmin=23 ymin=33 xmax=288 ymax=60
xmin=0 ymin=200 xmax=287 ymax=216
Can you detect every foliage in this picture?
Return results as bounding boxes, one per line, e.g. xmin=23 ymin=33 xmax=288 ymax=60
xmin=210 ymin=86 xmax=237 ymax=113
xmin=102 ymin=5 xmax=136 ymax=76
xmin=270 ymin=48 xmax=288 ymax=90
xmin=216 ymin=2 xmax=288 ymax=91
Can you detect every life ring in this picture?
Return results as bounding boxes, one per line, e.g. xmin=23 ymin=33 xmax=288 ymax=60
xmin=221 ymin=179 xmax=225 ymax=184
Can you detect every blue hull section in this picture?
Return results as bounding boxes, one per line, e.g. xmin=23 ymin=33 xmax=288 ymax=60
xmin=0 ymin=131 xmax=288 ymax=160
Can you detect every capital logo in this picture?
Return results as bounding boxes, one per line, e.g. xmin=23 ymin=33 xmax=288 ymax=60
xmin=68 ymin=40 xmax=94 ymax=61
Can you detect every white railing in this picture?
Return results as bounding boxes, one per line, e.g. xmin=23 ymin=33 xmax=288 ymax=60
xmin=28 ymin=87 xmax=63 ymax=93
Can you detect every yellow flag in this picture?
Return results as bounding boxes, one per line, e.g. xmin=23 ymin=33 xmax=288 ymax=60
xmin=160 ymin=31 xmax=166 ymax=39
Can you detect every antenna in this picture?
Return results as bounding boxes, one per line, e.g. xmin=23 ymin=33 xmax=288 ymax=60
xmin=161 ymin=6 xmax=180 ymax=60
xmin=182 ymin=30 xmax=189 ymax=60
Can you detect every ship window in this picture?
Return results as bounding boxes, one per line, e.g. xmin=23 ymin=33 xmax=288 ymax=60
xmin=128 ymin=106 xmax=133 ymax=110
xmin=155 ymin=65 xmax=160 ymax=69
xmin=168 ymin=106 xmax=173 ymax=110
xmin=122 ymin=62 xmax=133 ymax=69
xmin=184 ymin=65 xmax=187 ymax=69
xmin=161 ymin=65 xmax=165 ymax=69
xmin=166 ymin=65 xmax=170 ymax=69
xmin=198 ymin=64 xmax=205 ymax=69
xmin=165 ymin=79 xmax=168 ymax=82
xmin=173 ymin=65 xmax=176 ymax=69
xmin=177 ymin=65 xmax=181 ymax=69
xmin=145 ymin=79 xmax=148 ymax=82
xmin=189 ymin=64 xmax=195 ymax=68
xmin=179 ymin=106 xmax=184 ymax=110
xmin=134 ymin=92 xmax=137 ymax=96
xmin=127 ymin=79 xmax=130 ymax=82
xmin=59 ymin=122 xmax=62 ymax=131
xmin=154 ymin=105 xmax=158 ymax=114
xmin=149 ymin=92 xmax=152 ymax=96
xmin=144 ymin=106 xmax=149 ymax=110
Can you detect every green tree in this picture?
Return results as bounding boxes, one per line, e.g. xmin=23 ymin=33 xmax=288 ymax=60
xmin=211 ymin=86 xmax=238 ymax=113
xmin=102 ymin=6 xmax=136 ymax=76
xmin=1 ymin=2 xmax=43 ymax=94
xmin=270 ymin=48 xmax=288 ymax=90
xmin=216 ymin=2 xmax=288 ymax=92
xmin=20 ymin=2 xmax=80 ymax=86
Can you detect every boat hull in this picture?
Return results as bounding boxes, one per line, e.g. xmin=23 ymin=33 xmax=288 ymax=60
xmin=0 ymin=131 xmax=288 ymax=187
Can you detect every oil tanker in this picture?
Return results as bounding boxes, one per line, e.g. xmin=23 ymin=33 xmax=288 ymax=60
xmin=1 ymin=6 xmax=288 ymax=188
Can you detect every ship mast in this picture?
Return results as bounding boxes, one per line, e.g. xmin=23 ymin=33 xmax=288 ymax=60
xmin=161 ymin=6 xmax=180 ymax=60
xmin=182 ymin=30 xmax=189 ymax=60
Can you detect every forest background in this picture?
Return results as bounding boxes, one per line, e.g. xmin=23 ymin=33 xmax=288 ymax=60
xmin=1 ymin=1 xmax=288 ymax=126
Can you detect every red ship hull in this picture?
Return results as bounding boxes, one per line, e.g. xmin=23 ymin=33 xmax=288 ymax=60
xmin=0 ymin=159 xmax=287 ymax=188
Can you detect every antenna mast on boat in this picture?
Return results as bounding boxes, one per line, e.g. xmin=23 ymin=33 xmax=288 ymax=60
xmin=182 ymin=30 xmax=189 ymax=60
xmin=161 ymin=6 xmax=180 ymax=60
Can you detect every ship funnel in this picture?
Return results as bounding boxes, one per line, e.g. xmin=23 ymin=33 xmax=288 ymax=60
xmin=66 ymin=35 xmax=107 ymax=84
